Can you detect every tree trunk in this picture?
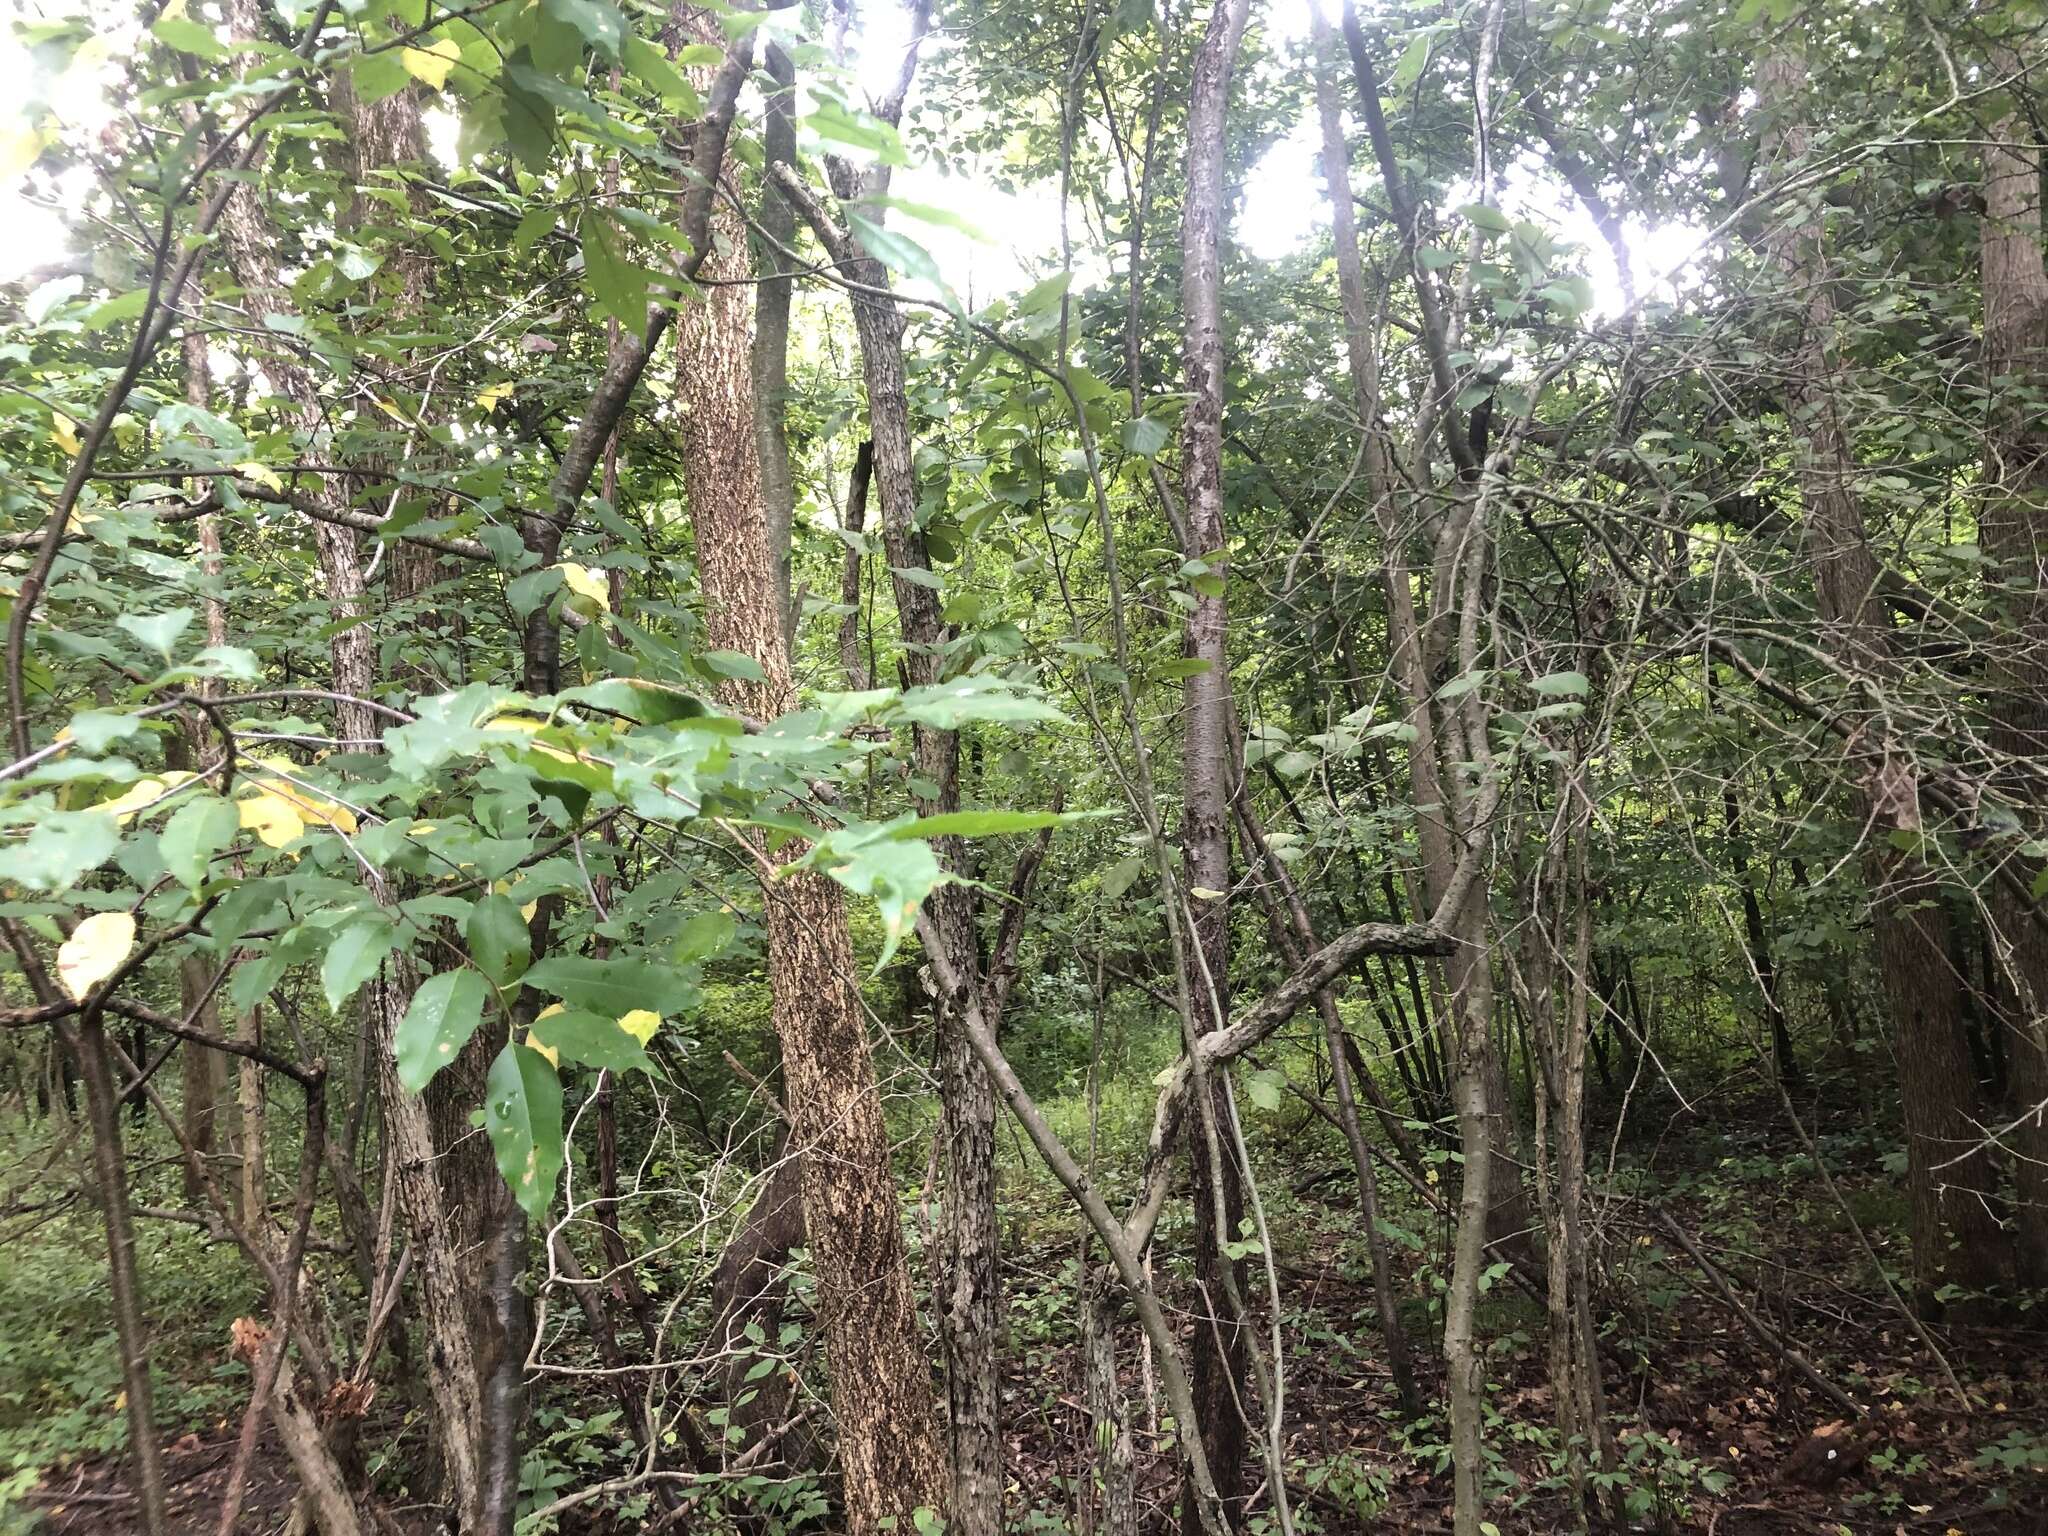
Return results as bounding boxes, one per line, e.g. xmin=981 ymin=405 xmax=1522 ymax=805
xmin=1176 ymin=0 xmax=1254 ymax=1525
xmin=1977 ymin=44 xmax=2048 ymax=1290
xmin=670 ymin=27 xmax=947 ymax=1521
xmin=72 ymin=1017 xmax=171 ymax=1534
xmin=1757 ymin=37 xmax=2007 ymax=1304
xmin=752 ymin=39 xmax=800 ymax=651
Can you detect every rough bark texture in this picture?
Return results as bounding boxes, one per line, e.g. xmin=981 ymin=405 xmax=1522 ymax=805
xmin=671 ymin=26 xmax=947 ymax=1521
xmin=1978 ymin=52 xmax=2048 ymax=1289
xmin=176 ymin=955 xmax=226 ymax=1205
xmin=751 ymin=40 xmax=800 ymax=650
xmin=778 ymin=62 xmax=1006 ymax=1524
xmin=1176 ymin=1 xmax=1254 ymax=1525
xmin=1758 ymin=40 xmax=2007 ymax=1302
xmin=211 ymin=27 xmax=496 ymax=1515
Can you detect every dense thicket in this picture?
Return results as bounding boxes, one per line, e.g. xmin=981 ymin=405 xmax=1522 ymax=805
xmin=2 ymin=0 xmax=2047 ymax=1531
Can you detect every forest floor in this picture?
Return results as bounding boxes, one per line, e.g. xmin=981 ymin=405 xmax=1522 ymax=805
xmin=16 ymin=1090 xmax=2048 ymax=1534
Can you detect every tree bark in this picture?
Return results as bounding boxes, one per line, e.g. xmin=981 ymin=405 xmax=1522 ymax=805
xmin=752 ymin=40 xmax=800 ymax=651
xmin=1757 ymin=37 xmax=2007 ymax=1303
xmin=670 ymin=19 xmax=948 ymax=1522
xmin=1176 ymin=0 xmax=1255 ymax=1525
xmin=1977 ymin=42 xmax=2048 ymax=1289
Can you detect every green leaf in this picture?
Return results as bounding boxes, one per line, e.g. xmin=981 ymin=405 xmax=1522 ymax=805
xmin=116 ymin=608 xmax=194 ymax=657
xmin=698 ymin=649 xmax=767 ymax=682
xmin=14 ymin=812 xmax=120 ymax=892
xmin=674 ymin=909 xmax=736 ymax=963
xmin=893 ymin=676 xmax=1066 ymax=729
xmin=1120 ymin=415 xmax=1171 ymax=457
xmin=557 ymin=678 xmax=706 ymax=724
xmin=539 ymin=0 xmax=624 ymax=57
xmin=809 ymin=825 xmax=946 ymax=971
xmin=67 ymin=710 xmax=148 ymax=753
xmin=1013 ymin=271 xmax=1072 ymax=316
xmin=395 ymin=969 xmax=492 ymax=1094
xmin=158 ymin=794 xmax=239 ymax=889
xmin=485 ymin=1041 xmax=564 ymax=1222
xmin=522 ymin=956 xmax=703 ymax=1016
xmin=887 ymin=809 xmax=1084 ymax=840
xmin=847 ymin=211 xmax=950 ymax=302
xmin=580 ymin=213 xmax=650 ymax=336
xmin=529 ymin=1009 xmax=653 ymax=1074
xmin=1100 ymin=854 xmax=1147 ymax=900
xmin=322 ymin=916 xmax=399 ymax=1013
xmin=803 ymin=98 xmax=910 ymax=166
xmin=1529 ymin=670 xmax=1590 ymax=697
xmin=622 ymin=34 xmax=700 ymax=112
xmin=512 ymin=205 xmax=556 ymax=258
xmin=1154 ymin=657 xmax=1211 ymax=679
xmin=151 ymin=12 xmax=225 ymax=56
xmin=80 ymin=290 xmax=150 ymax=333
xmin=464 ymin=894 xmax=532 ymax=987
xmin=1245 ymin=1068 xmax=1287 ymax=1112
xmin=1455 ymin=201 xmax=1512 ymax=234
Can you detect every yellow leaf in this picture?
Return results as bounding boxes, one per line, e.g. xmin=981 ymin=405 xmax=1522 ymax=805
xmin=1 ymin=120 xmax=49 ymax=182
xmin=476 ymin=381 xmax=515 ymax=412
xmin=400 ymin=37 xmax=461 ymax=90
xmin=245 ymin=767 xmax=357 ymax=835
xmin=520 ymin=901 xmax=538 ymax=922
xmin=52 ymin=417 xmax=81 ymax=456
xmin=618 ymin=1009 xmax=660 ymax=1046
xmin=553 ymin=562 xmax=610 ymax=611
xmin=235 ymin=460 xmax=283 ymax=493
xmin=373 ymin=397 xmax=410 ymax=424
xmin=92 ymin=778 xmax=166 ymax=826
xmin=527 ymin=1008 xmax=564 ymax=1067
xmin=58 ymin=912 xmax=136 ymax=1001
xmin=238 ymin=790 xmax=306 ymax=848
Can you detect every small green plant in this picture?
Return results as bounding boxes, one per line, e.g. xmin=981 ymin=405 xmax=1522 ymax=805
xmin=1591 ymin=1429 xmax=1732 ymax=1531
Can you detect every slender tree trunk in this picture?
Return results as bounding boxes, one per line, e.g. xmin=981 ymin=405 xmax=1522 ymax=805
xmin=1757 ymin=37 xmax=2007 ymax=1303
xmin=1177 ymin=1 xmax=1255 ymax=1525
xmin=1724 ymin=789 xmax=1801 ymax=1086
xmin=752 ymin=40 xmax=800 ymax=650
xmin=210 ymin=27 xmax=498 ymax=1513
xmin=770 ymin=25 xmax=1010 ymax=1514
xmin=671 ymin=27 xmax=947 ymax=1521
xmin=71 ymin=1016 xmax=171 ymax=1534
xmin=1977 ymin=44 xmax=2048 ymax=1289
xmin=1328 ymin=6 xmax=1534 ymax=1271
xmin=1230 ymin=768 xmax=1418 ymax=1414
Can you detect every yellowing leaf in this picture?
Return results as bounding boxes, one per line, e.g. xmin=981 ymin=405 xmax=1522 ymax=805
xmin=520 ymin=900 xmax=538 ymax=922
xmin=51 ymin=417 xmax=81 ymax=456
xmin=400 ymin=37 xmax=462 ymax=89
xmin=1 ymin=121 xmax=49 ymax=182
xmin=553 ymin=562 xmax=610 ymax=611
xmin=58 ymin=912 xmax=136 ymax=1001
xmin=243 ymin=769 xmax=357 ymax=835
xmin=238 ymin=790 xmax=306 ymax=848
xmin=476 ymin=381 xmax=516 ymax=412
xmin=618 ymin=1009 xmax=660 ymax=1046
xmin=92 ymin=778 xmax=166 ymax=825
xmin=235 ymin=460 xmax=283 ymax=493
xmin=526 ymin=1008 xmax=565 ymax=1068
